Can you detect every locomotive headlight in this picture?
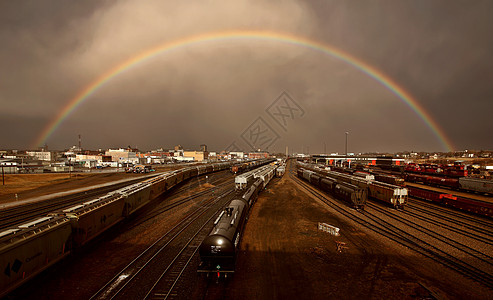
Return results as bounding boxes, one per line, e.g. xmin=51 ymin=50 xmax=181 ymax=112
xmin=217 ymin=239 xmax=223 ymax=245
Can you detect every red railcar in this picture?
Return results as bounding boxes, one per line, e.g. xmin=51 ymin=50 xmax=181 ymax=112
xmin=407 ymin=185 xmax=443 ymax=203
xmin=407 ymin=185 xmax=493 ymax=218
xmin=443 ymin=168 xmax=468 ymax=177
xmin=374 ymin=173 xmax=405 ymax=186
xmin=422 ymin=164 xmax=441 ymax=175
xmin=441 ymin=195 xmax=493 ymax=217
xmin=405 ymin=173 xmax=429 ymax=184
xmin=442 ymin=163 xmax=468 ymax=178
xmin=405 ymin=163 xmax=420 ymax=173
xmin=427 ymin=176 xmax=460 ymax=189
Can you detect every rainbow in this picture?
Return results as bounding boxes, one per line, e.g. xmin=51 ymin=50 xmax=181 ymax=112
xmin=32 ymin=30 xmax=454 ymax=151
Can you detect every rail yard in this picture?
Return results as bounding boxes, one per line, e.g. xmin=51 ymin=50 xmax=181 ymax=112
xmin=1 ymin=158 xmax=492 ymax=299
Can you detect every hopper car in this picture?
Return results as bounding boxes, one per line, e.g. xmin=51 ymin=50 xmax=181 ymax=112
xmin=0 ymin=216 xmax=72 ymax=298
xmin=253 ymin=165 xmax=277 ymax=188
xmin=234 ymin=160 xmax=276 ymax=191
xmin=235 ymin=171 xmax=256 ymax=191
xmin=276 ymin=166 xmax=286 ymax=177
xmin=459 ymin=177 xmax=493 ymax=194
xmin=367 ymin=181 xmax=407 ymax=209
xmin=60 ymin=193 xmax=126 ymax=247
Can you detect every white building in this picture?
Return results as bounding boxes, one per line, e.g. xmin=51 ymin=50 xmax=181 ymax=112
xmin=27 ymin=151 xmax=53 ymax=161
xmin=80 ymin=159 xmax=98 ymax=168
xmin=105 ymin=149 xmax=139 ymax=164
xmin=229 ymin=151 xmax=244 ymax=159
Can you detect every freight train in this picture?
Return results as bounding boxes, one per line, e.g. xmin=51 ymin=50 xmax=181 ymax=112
xmin=298 ymin=162 xmax=407 ymax=209
xmin=198 ymin=165 xmax=277 ymax=278
xmin=405 ymin=174 xmax=493 ymax=195
xmin=297 ymin=168 xmax=367 ymax=209
xmin=407 ymin=185 xmax=493 ymax=217
xmin=230 ymin=159 xmax=272 ymax=174
xmin=0 ymin=160 xmax=248 ymax=298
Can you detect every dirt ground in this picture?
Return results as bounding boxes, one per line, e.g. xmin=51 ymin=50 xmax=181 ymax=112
xmin=201 ymin=167 xmax=488 ymax=299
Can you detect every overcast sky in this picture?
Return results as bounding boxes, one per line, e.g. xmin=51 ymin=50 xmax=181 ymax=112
xmin=1 ymin=1 xmax=492 ymax=153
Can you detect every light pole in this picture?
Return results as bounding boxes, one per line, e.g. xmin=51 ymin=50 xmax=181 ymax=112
xmin=345 ymin=132 xmax=348 ymax=156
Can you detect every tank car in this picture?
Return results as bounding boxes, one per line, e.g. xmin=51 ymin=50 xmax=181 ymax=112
xmin=242 ymin=179 xmax=262 ymax=206
xmin=333 ymin=182 xmax=367 ymax=209
xmin=198 ymin=198 xmax=249 ymax=277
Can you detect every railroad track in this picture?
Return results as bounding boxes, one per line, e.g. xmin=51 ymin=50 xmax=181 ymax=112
xmin=90 ymin=186 xmax=234 ymax=300
xmin=403 ymin=200 xmax=493 ymax=244
xmin=129 ymin=178 xmax=235 ymax=230
xmin=362 ymin=206 xmax=493 ymax=288
xmin=289 ymin=167 xmax=493 ymax=290
xmin=407 ymin=198 xmax=493 ymax=228
xmin=0 ymin=177 xmax=153 ymax=230
xmin=0 ymin=171 xmax=232 ymax=231
xmin=367 ymin=202 xmax=493 ymax=265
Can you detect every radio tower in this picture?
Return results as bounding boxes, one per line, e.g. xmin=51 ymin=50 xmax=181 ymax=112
xmin=78 ymin=134 xmax=82 ymax=151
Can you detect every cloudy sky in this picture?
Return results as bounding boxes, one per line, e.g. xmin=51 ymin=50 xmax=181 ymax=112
xmin=1 ymin=1 xmax=491 ymax=153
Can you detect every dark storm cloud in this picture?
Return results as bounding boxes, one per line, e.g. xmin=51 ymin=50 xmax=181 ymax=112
xmin=305 ymin=1 xmax=493 ymax=152
xmin=1 ymin=1 xmax=492 ymax=153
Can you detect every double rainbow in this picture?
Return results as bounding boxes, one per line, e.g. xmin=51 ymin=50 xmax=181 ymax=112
xmin=32 ymin=30 xmax=454 ymax=151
